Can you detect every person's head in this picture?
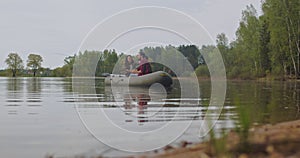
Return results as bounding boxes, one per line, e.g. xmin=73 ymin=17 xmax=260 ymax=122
xmin=127 ymin=55 xmax=133 ymax=63
xmin=125 ymin=55 xmax=134 ymax=65
xmin=137 ymin=51 xmax=146 ymax=61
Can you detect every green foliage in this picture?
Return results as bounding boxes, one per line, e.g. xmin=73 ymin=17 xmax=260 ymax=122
xmin=53 ymin=55 xmax=76 ymax=77
xmin=263 ymin=0 xmax=300 ymax=77
xmin=0 ymin=69 xmax=9 ymax=76
xmin=144 ymin=46 xmax=165 ymax=72
xmin=195 ymin=1 xmax=299 ymax=79
xmin=234 ymin=98 xmax=252 ymax=152
xmin=236 ymin=5 xmax=261 ymax=76
xmin=143 ymin=45 xmax=203 ymax=76
xmin=52 ymin=66 xmax=69 ymax=77
xmin=27 ymin=54 xmax=43 ymax=77
xmin=73 ymin=50 xmax=102 ymax=77
xmin=62 ymin=50 xmax=119 ymax=77
xmin=178 ymin=45 xmax=201 ymax=69
xmin=258 ymin=17 xmax=271 ymax=74
xmin=195 ymin=65 xmax=210 ymax=78
xmin=96 ymin=49 xmax=119 ymax=76
xmin=50 ymin=47 xmax=197 ymax=77
xmin=5 ymin=53 xmax=24 ymax=77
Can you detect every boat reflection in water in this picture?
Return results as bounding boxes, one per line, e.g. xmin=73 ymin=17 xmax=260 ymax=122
xmin=123 ymin=92 xmax=151 ymax=124
xmin=73 ymin=77 xmax=208 ymax=152
xmin=114 ymin=85 xmax=167 ymax=126
xmin=99 ymin=82 xmax=203 ymax=130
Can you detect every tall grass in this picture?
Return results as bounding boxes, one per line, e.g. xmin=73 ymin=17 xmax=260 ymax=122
xmin=234 ymin=97 xmax=252 ymax=153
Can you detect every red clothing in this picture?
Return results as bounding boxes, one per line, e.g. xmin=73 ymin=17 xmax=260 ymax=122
xmin=137 ymin=59 xmax=152 ymax=76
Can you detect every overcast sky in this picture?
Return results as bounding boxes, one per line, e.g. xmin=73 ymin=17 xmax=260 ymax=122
xmin=0 ymin=0 xmax=262 ymax=69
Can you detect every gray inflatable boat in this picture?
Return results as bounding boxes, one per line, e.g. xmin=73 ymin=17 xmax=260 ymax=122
xmin=105 ymin=71 xmax=173 ymax=87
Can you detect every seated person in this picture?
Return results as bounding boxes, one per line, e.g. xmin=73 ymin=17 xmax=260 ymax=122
xmin=124 ymin=55 xmax=137 ymax=77
xmin=130 ymin=51 xmax=152 ymax=76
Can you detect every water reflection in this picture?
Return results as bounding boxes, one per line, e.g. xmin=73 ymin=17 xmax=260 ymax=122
xmin=0 ymin=77 xmax=105 ymax=158
xmin=95 ymin=81 xmax=300 ymax=136
xmin=5 ymin=78 xmax=25 ymax=116
xmin=6 ymin=78 xmax=23 ymax=92
xmin=6 ymin=78 xmax=24 ymax=105
xmin=123 ymin=93 xmax=150 ymax=124
xmin=72 ymin=79 xmax=205 ymax=136
xmin=26 ymin=78 xmax=41 ymax=93
xmin=26 ymin=78 xmax=42 ymax=106
xmin=225 ymin=81 xmax=300 ymax=125
xmin=2 ymin=77 xmax=300 ymax=158
xmin=4 ymin=78 xmax=44 ymax=115
xmin=103 ymin=86 xmax=172 ymax=128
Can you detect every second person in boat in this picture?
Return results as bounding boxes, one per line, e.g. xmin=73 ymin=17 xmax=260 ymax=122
xmin=124 ymin=55 xmax=137 ymax=77
xmin=130 ymin=51 xmax=152 ymax=76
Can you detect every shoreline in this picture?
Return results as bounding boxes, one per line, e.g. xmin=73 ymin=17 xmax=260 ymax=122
xmin=2 ymin=75 xmax=300 ymax=82
xmin=134 ymin=119 xmax=300 ymax=158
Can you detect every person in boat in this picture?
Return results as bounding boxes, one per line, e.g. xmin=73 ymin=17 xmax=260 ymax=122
xmin=124 ymin=55 xmax=137 ymax=77
xmin=130 ymin=51 xmax=152 ymax=76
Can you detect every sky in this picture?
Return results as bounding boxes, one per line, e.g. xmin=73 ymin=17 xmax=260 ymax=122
xmin=0 ymin=0 xmax=262 ymax=69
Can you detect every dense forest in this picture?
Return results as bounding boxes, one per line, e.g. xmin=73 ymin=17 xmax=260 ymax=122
xmin=1 ymin=0 xmax=299 ymax=79
xmin=199 ymin=0 xmax=299 ymax=79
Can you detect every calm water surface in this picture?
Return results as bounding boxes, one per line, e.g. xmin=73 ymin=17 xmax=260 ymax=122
xmin=0 ymin=77 xmax=299 ymax=158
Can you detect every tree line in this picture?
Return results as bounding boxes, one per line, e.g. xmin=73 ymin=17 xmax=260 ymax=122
xmin=1 ymin=46 xmax=201 ymax=77
xmin=58 ymin=46 xmax=201 ymax=77
xmin=3 ymin=53 xmax=43 ymax=77
xmin=212 ymin=0 xmax=299 ymax=79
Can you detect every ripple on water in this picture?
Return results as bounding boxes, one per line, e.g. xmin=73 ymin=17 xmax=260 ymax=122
xmin=26 ymin=99 xmax=42 ymax=103
xmin=6 ymin=99 xmax=23 ymax=102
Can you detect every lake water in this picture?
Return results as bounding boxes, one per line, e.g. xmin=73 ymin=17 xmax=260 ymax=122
xmin=0 ymin=77 xmax=300 ymax=158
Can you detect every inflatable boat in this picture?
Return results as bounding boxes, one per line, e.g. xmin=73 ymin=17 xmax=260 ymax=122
xmin=105 ymin=71 xmax=173 ymax=87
